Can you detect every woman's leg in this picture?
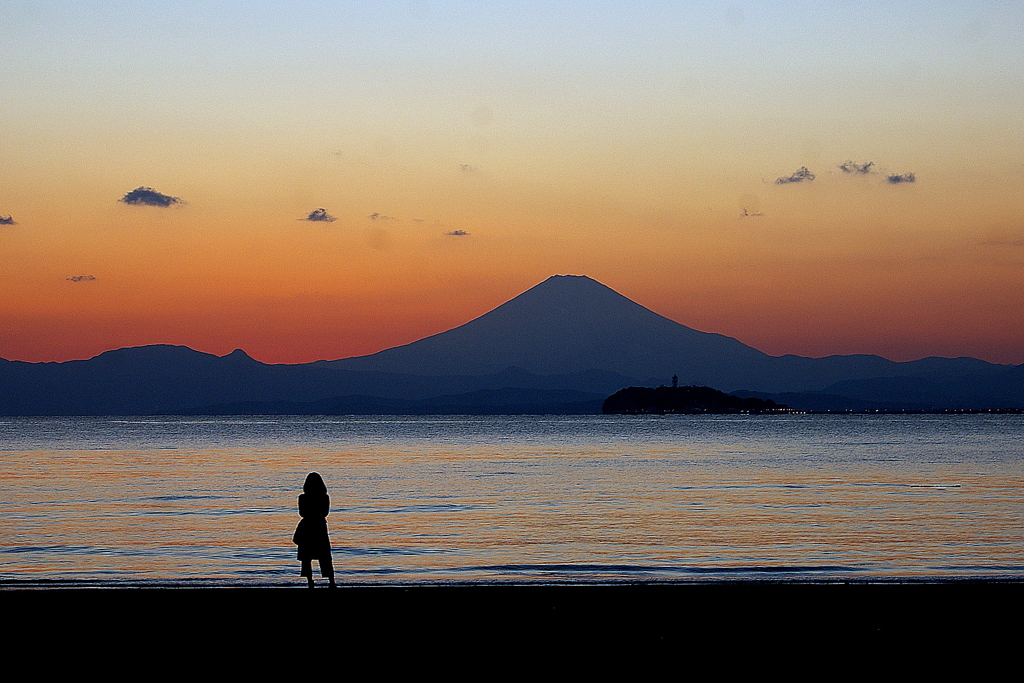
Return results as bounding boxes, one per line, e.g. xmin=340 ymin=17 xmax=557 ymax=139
xmin=320 ymin=554 xmax=336 ymax=587
xmin=301 ymin=559 xmax=314 ymax=588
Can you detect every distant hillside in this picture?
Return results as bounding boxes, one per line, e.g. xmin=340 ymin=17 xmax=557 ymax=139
xmin=0 ymin=345 xmax=620 ymax=415
xmin=1 ymin=275 xmax=1021 ymax=414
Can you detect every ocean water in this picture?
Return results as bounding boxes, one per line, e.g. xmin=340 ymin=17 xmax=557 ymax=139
xmin=1 ymin=414 xmax=1022 ymax=586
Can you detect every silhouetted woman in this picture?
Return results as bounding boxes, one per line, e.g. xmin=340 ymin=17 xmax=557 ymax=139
xmin=293 ymin=472 xmax=336 ymax=588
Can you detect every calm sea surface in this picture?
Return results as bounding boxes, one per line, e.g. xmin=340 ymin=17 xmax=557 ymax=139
xmin=1 ymin=414 xmax=1021 ymax=586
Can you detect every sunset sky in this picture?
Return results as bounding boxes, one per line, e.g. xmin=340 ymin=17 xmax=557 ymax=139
xmin=2 ymin=1 xmax=1022 ymax=365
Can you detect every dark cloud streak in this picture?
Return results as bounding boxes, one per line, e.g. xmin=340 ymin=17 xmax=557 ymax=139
xmin=838 ymin=160 xmax=874 ymax=174
xmin=119 ymin=187 xmax=183 ymax=207
xmin=775 ymin=167 xmax=815 ymax=184
xmin=887 ymin=172 xmax=916 ymax=184
xmin=303 ymin=208 xmax=336 ymax=222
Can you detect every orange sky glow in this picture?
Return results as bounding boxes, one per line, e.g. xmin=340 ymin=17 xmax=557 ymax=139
xmin=2 ymin=2 xmax=1022 ymax=365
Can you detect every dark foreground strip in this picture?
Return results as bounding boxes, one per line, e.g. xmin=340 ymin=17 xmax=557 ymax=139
xmin=3 ymin=581 xmax=1021 ymax=670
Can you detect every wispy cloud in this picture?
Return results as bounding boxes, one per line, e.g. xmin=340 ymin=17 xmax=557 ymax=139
xmin=775 ymin=167 xmax=815 ymax=184
xmin=887 ymin=172 xmax=916 ymax=184
xmin=445 ymin=230 xmax=470 ymax=236
xmin=738 ymin=193 xmax=763 ymax=218
xmin=119 ymin=187 xmax=183 ymax=207
xmin=66 ymin=275 xmax=96 ymax=282
xmin=0 ymin=215 xmax=15 ymax=225
xmin=368 ymin=212 xmax=396 ymax=221
xmin=458 ymin=163 xmax=476 ymax=172
xmin=302 ymin=208 xmax=336 ymax=222
xmin=838 ymin=160 xmax=874 ymax=174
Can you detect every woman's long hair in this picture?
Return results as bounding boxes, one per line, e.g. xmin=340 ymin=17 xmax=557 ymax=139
xmin=303 ymin=471 xmax=328 ymax=495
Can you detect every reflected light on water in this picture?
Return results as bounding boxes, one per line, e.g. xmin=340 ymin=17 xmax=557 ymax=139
xmin=1 ymin=415 xmax=1022 ymax=585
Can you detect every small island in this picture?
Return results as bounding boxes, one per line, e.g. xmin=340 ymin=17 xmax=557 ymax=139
xmin=602 ymin=385 xmax=790 ymax=415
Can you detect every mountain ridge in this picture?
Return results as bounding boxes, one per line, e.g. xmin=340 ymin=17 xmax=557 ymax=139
xmin=327 ymin=275 xmax=1014 ymax=394
xmin=1 ymin=275 xmax=1020 ymax=414
xmin=330 ymin=274 xmax=772 ymax=380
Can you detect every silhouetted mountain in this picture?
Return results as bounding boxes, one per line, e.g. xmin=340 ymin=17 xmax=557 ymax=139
xmin=0 ymin=344 xmax=624 ymax=415
xmin=813 ymin=364 xmax=1024 ymax=410
xmin=0 ymin=345 xmax=357 ymax=415
xmin=329 ymin=275 xmax=1021 ymax=398
xmin=1 ymin=275 xmax=1021 ymax=414
xmin=330 ymin=275 xmax=771 ymax=383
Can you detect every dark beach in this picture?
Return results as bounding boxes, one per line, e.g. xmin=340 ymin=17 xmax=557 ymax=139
xmin=4 ymin=580 xmax=1020 ymax=658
